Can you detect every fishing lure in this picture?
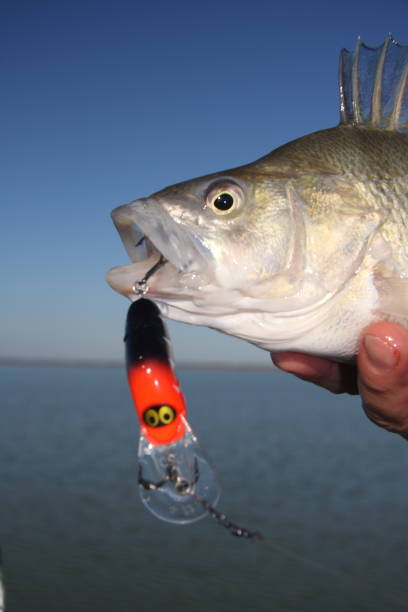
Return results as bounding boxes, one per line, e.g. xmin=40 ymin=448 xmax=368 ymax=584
xmin=125 ymin=298 xmax=262 ymax=538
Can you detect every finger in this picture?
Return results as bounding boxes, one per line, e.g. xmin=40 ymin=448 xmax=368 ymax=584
xmin=358 ymin=322 xmax=408 ymax=437
xmin=271 ymin=352 xmax=358 ymax=395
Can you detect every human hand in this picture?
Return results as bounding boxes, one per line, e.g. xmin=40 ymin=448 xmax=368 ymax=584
xmin=271 ymin=322 xmax=408 ymax=439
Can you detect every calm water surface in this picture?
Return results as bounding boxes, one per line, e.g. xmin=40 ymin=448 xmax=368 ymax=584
xmin=1 ymin=365 xmax=408 ymax=611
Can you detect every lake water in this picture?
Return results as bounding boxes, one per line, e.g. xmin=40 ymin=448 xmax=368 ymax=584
xmin=1 ymin=364 xmax=408 ymax=611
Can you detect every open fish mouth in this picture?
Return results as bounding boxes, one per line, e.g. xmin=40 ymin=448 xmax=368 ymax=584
xmin=106 ymin=198 xmax=210 ymax=298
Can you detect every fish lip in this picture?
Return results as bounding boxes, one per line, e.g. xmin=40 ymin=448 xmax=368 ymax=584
xmin=110 ymin=203 xmax=160 ymax=265
xmin=111 ymin=198 xmax=210 ymax=272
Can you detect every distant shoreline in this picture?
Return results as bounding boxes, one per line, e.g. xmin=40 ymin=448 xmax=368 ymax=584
xmin=0 ymin=357 xmax=273 ymax=372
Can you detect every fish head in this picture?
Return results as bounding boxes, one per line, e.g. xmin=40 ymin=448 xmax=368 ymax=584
xmin=107 ymin=150 xmax=386 ymax=359
xmin=107 ymin=166 xmax=296 ymax=324
xmin=107 ymin=33 xmax=408 ymax=359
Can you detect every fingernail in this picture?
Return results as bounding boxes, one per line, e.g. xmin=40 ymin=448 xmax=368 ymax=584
xmin=363 ymin=335 xmax=400 ymax=371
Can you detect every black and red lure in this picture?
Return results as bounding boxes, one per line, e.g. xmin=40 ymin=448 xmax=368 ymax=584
xmin=125 ymin=298 xmax=262 ymax=538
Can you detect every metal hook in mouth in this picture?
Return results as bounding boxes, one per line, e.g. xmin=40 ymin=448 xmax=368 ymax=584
xmin=132 ymin=254 xmax=167 ymax=296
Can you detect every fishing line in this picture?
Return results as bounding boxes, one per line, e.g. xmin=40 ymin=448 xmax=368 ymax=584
xmin=263 ymin=539 xmax=407 ymax=609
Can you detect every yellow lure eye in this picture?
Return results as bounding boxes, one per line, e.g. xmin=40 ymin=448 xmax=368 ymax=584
xmin=143 ymin=408 xmax=159 ymax=427
xmin=158 ymin=405 xmax=176 ymax=425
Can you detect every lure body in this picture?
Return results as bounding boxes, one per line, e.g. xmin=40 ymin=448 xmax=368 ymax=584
xmin=125 ymin=298 xmax=220 ymax=524
xmin=125 ymin=299 xmax=186 ymax=445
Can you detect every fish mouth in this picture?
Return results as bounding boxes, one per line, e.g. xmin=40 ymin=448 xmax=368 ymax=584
xmin=106 ymin=197 xmax=210 ymax=298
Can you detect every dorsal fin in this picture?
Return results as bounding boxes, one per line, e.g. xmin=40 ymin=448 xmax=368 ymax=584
xmin=339 ymin=34 xmax=408 ymax=132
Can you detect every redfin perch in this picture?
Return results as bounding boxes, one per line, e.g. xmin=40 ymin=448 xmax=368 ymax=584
xmin=108 ymin=36 xmax=408 ymax=360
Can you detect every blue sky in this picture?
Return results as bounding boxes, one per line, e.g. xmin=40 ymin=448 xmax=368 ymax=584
xmin=2 ymin=0 xmax=408 ymax=365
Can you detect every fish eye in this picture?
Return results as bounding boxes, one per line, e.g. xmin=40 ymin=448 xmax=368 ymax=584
xmin=143 ymin=408 xmax=159 ymax=427
xmin=213 ymin=192 xmax=234 ymax=211
xmin=206 ymin=182 xmax=243 ymax=215
xmin=158 ymin=405 xmax=176 ymax=425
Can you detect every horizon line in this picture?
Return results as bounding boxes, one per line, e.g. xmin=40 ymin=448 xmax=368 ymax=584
xmin=0 ymin=356 xmax=273 ymax=372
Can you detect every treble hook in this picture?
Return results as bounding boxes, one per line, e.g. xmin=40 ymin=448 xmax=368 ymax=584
xmin=138 ymin=459 xmax=263 ymax=539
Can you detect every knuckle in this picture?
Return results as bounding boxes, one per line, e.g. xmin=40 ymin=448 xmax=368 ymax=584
xmin=363 ymin=400 xmax=408 ymax=434
xmin=360 ymin=377 xmax=390 ymax=395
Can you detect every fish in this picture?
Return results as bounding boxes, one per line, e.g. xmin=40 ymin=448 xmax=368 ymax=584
xmin=107 ymin=35 xmax=408 ymax=361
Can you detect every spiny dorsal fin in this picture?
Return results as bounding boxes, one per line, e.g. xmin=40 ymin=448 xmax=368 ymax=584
xmin=339 ymin=34 xmax=408 ymax=132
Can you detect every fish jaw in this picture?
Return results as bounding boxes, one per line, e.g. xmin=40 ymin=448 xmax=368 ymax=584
xmin=106 ymin=197 xmax=214 ymax=300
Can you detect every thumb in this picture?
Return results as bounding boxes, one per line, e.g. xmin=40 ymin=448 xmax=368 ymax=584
xmin=358 ymin=322 xmax=408 ymax=438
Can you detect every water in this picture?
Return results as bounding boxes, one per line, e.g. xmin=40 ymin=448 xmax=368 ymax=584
xmin=1 ymin=365 xmax=408 ymax=611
